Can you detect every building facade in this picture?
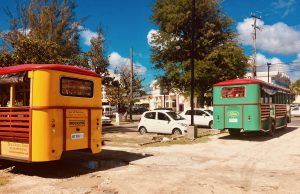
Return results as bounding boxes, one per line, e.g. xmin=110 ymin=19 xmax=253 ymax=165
xmin=148 ymin=80 xmax=197 ymax=112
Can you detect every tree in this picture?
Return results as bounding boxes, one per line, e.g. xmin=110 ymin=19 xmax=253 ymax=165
xmin=150 ymin=0 xmax=249 ymax=106
xmin=291 ymin=79 xmax=300 ymax=96
xmin=85 ymin=27 xmax=110 ymax=83
xmin=105 ymin=66 xmax=145 ymax=113
xmin=0 ymin=0 xmax=108 ymax=73
xmin=0 ymin=0 xmax=82 ymax=66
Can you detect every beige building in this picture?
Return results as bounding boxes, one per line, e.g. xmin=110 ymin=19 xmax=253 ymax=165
xmin=148 ymin=80 xmax=197 ymax=112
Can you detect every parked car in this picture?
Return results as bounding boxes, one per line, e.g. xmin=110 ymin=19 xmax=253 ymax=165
xmin=102 ymin=115 xmax=112 ymax=125
xmin=102 ymin=105 xmax=112 ymax=117
xmin=138 ymin=110 xmax=189 ymax=135
xmin=180 ymin=108 xmax=213 ymax=129
xmin=154 ymin=108 xmax=173 ymax=111
xmin=291 ymin=107 xmax=300 ymax=117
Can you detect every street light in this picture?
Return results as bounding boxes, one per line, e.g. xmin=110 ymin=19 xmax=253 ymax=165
xmin=267 ymin=62 xmax=271 ymax=83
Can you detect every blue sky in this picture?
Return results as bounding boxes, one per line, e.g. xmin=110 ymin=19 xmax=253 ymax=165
xmin=0 ymin=0 xmax=300 ymax=88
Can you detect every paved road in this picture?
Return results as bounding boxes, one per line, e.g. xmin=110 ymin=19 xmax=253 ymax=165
xmin=103 ymin=117 xmax=300 ymax=133
xmin=291 ymin=116 xmax=300 ymax=126
xmin=102 ymin=122 xmax=139 ymax=133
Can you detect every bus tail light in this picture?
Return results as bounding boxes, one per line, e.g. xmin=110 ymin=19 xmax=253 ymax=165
xmin=96 ymin=118 xmax=100 ymax=130
xmin=51 ymin=119 xmax=56 ymax=133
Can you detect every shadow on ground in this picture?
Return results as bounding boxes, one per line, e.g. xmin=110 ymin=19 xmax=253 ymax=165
xmin=219 ymin=126 xmax=298 ymax=142
xmin=0 ymin=149 xmax=152 ymax=179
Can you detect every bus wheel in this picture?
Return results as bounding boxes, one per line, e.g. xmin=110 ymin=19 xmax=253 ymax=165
xmin=283 ymin=116 xmax=288 ymax=129
xmin=267 ymin=120 xmax=275 ymax=137
xmin=228 ymin=129 xmax=240 ymax=136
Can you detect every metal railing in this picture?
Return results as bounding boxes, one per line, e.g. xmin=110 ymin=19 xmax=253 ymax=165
xmin=0 ymin=107 xmax=31 ymax=142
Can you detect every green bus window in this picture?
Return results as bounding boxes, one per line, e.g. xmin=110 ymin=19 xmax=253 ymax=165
xmin=221 ymin=87 xmax=245 ymax=98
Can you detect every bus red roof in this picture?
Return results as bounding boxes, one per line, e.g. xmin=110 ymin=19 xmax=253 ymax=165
xmin=0 ymin=64 xmax=100 ymax=78
xmin=213 ymin=78 xmax=290 ymax=93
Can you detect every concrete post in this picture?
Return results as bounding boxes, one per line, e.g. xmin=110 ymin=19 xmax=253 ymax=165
xmin=115 ymin=113 xmax=120 ymax=125
xmin=187 ymin=125 xmax=197 ymax=139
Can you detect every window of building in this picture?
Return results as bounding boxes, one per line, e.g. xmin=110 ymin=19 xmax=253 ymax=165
xmin=60 ymin=77 xmax=93 ymax=98
xmin=221 ymin=87 xmax=245 ymax=98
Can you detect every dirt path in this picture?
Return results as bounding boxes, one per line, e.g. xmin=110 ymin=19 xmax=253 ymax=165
xmin=0 ymin=125 xmax=300 ymax=194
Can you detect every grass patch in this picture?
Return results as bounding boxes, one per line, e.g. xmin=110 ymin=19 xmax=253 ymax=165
xmin=0 ymin=175 xmax=9 ymax=186
xmin=145 ymin=136 xmax=210 ymax=147
xmin=103 ymin=129 xmax=220 ymax=147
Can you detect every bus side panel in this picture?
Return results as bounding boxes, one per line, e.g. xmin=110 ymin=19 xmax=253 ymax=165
xmin=31 ymin=110 xmax=63 ymax=162
xmin=91 ymin=109 xmax=102 ymax=154
xmin=243 ymin=105 xmax=260 ymax=131
xmin=213 ymin=106 xmax=224 ymax=130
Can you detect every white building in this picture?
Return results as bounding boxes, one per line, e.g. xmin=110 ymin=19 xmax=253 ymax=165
xmin=245 ymin=71 xmax=290 ymax=87
xmin=294 ymin=95 xmax=300 ymax=104
xmin=148 ymin=80 xmax=197 ymax=112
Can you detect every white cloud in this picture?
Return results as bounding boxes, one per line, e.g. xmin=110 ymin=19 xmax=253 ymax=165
xmin=147 ymin=29 xmax=158 ymax=46
xmin=237 ymin=18 xmax=300 ymax=55
xmin=108 ymin=52 xmax=147 ymax=75
xmin=79 ymin=26 xmax=98 ymax=46
xmin=254 ymin=52 xmax=300 ymax=81
xmin=256 ymin=53 xmax=282 ymax=67
xmin=272 ymin=0 xmax=296 ymax=17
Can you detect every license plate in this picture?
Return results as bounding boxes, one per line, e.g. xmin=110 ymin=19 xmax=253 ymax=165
xmin=229 ymin=118 xmax=238 ymax=123
xmin=71 ymin=133 xmax=84 ymax=139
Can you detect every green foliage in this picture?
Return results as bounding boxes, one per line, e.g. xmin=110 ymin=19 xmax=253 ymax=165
xmin=0 ymin=0 xmax=109 ymax=80
xmin=85 ymin=27 xmax=110 ymax=83
xmin=151 ymin=0 xmax=249 ymax=105
xmin=105 ymin=66 xmax=145 ymax=109
xmin=291 ymin=79 xmax=300 ymax=95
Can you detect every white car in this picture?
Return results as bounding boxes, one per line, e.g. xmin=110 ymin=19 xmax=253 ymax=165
xmin=102 ymin=116 xmax=112 ymax=125
xmin=291 ymin=107 xmax=300 ymax=117
xmin=138 ymin=110 xmax=189 ymax=135
xmin=180 ymin=108 xmax=213 ymax=129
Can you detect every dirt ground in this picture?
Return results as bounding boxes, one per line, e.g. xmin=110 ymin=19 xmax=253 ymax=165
xmin=0 ymin=120 xmax=300 ymax=194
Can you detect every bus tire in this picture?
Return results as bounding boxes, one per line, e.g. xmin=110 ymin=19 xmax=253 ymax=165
xmin=283 ymin=116 xmax=288 ymax=129
xmin=228 ymin=129 xmax=240 ymax=136
xmin=139 ymin=127 xmax=147 ymax=135
xmin=267 ymin=120 xmax=275 ymax=137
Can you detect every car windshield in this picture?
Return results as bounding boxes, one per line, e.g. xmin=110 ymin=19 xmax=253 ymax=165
xmin=166 ymin=112 xmax=184 ymax=120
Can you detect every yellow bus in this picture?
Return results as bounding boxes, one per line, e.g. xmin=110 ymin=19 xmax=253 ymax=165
xmin=0 ymin=64 xmax=102 ymax=162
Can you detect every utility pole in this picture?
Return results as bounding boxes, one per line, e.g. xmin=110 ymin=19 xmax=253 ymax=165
xmin=130 ymin=48 xmax=133 ymax=121
xmin=190 ymin=0 xmax=195 ymax=126
xmin=267 ymin=62 xmax=271 ymax=83
xmin=187 ymin=0 xmax=197 ymax=139
xmin=251 ymin=13 xmax=261 ymax=78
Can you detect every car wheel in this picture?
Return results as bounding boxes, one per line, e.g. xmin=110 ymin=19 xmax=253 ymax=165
xmin=139 ymin=126 xmax=147 ymax=135
xmin=172 ymin=128 xmax=182 ymax=135
xmin=209 ymin=121 xmax=213 ymax=129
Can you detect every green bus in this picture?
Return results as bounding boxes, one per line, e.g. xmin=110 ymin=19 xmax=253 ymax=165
xmin=213 ymin=78 xmax=291 ymax=136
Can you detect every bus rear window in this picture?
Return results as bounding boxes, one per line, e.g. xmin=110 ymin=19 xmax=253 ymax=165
xmin=60 ymin=77 xmax=93 ymax=98
xmin=221 ymin=87 xmax=245 ymax=98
